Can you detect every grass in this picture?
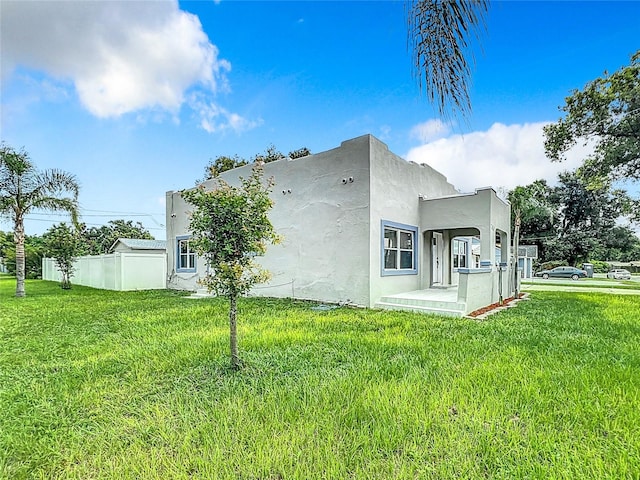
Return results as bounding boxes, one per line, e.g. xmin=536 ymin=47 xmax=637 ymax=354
xmin=1 ymin=277 xmax=639 ymax=479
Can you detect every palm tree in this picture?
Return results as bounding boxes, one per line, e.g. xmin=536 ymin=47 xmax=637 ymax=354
xmin=0 ymin=143 xmax=80 ymax=297
xmin=408 ymin=0 xmax=489 ymax=121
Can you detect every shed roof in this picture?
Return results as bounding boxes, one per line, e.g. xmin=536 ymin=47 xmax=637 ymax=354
xmin=110 ymin=238 xmax=167 ymax=252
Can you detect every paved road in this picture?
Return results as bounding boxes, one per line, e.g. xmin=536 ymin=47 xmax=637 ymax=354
xmin=522 ymin=277 xmax=640 ymax=295
xmin=523 ymin=284 xmax=640 ymax=295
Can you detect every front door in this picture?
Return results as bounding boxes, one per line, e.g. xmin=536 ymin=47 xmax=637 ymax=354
xmin=432 ymin=232 xmax=443 ymax=285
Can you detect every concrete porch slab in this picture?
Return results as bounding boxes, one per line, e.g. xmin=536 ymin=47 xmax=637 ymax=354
xmin=375 ymin=288 xmax=466 ymax=317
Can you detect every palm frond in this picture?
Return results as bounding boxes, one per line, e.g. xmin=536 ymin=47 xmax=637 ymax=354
xmin=1 ymin=146 xmax=81 ymax=224
xmin=35 ymin=169 xmax=80 ymax=198
xmin=408 ymin=0 xmax=488 ymax=121
xmin=30 ymin=197 xmax=80 ymax=225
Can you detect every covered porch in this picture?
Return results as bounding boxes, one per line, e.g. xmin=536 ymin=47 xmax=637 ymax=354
xmin=375 ymin=264 xmax=513 ymax=317
xmin=375 ymin=188 xmax=514 ymax=317
xmin=419 ymin=187 xmax=511 ymax=290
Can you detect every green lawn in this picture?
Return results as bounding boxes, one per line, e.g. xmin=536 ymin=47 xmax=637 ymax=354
xmin=1 ymin=277 xmax=639 ymax=479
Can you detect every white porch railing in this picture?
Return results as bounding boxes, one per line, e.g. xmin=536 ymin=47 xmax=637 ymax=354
xmin=457 ymin=263 xmax=515 ymax=313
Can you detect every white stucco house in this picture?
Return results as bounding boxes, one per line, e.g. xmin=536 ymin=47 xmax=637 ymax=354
xmin=166 ymin=134 xmax=515 ymax=316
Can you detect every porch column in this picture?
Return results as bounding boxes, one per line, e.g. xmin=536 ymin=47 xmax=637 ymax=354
xmin=479 ymin=225 xmax=495 ymax=269
xmin=497 ymin=229 xmax=509 ymax=263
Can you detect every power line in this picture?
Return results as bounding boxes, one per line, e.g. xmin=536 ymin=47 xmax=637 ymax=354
xmin=27 ymin=209 xmax=167 ymax=228
xmin=14 ymin=216 xmax=165 ymax=231
xmin=81 ymin=208 xmax=165 ymax=216
xmin=26 ymin=212 xmax=156 ymax=218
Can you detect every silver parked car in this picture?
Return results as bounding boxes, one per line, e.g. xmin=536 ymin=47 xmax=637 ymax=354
xmin=607 ymin=269 xmax=632 ymax=280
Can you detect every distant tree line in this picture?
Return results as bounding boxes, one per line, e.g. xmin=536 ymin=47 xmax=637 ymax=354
xmin=0 ymin=219 xmax=154 ymax=279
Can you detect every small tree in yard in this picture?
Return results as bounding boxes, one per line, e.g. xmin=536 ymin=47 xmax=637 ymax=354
xmin=44 ymin=223 xmax=84 ymax=289
xmin=181 ymin=164 xmax=280 ymax=370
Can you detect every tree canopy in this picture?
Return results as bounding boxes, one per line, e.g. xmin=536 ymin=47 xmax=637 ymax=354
xmin=0 ymin=230 xmax=12 ymax=260
xmin=1 ymin=233 xmax=45 ymax=279
xmin=199 ymin=145 xmax=311 ymax=183
xmin=200 ymin=155 xmax=248 ymax=181
xmin=80 ymin=219 xmax=154 ymax=255
xmin=544 ymin=50 xmax=640 ymax=185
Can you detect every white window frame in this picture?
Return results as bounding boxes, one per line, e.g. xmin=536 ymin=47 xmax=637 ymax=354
xmin=381 ymin=220 xmax=418 ymax=276
xmin=452 ymin=238 xmax=468 ymax=270
xmin=176 ymin=235 xmax=196 ymax=273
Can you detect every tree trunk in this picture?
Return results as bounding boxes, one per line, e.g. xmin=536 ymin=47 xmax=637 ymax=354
xmin=229 ymin=294 xmax=241 ymax=370
xmin=14 ymin=217 xmax=26 ymax=297
xmin=61 ymin=271 xmax=71 ymax=289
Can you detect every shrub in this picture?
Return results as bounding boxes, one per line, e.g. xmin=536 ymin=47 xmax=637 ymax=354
xmin=587 ymin=260 xmax=610 ymax=273
xmin=537 ymin=260 xmax=566 ymax=272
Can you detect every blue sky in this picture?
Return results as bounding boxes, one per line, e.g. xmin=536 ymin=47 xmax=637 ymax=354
xmin=1 ymin=0 xmax=639 ymax=239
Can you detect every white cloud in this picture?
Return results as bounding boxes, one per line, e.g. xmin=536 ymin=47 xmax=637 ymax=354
xmin=1 ymin=0 xmax=242 ymax=124
xmin=190 ymin=94 xmax=263 ymax=134
xmin=379 ymin=125 xmax=392 ymax=140
xmin=409 ymin=119 xmax=452 ymax=143
xmin=406 ymin=122 xmax=590 ymax=193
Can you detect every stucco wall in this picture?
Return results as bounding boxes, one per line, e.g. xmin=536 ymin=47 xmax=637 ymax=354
xmin=368 ymin=136 xmax=459 ymax=304
xmin=166 ymin=136 xmax=372 ymax=306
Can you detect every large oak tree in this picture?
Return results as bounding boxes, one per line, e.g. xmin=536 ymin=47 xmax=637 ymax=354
xmin=544 ymin=50 xmax=640 ymax=185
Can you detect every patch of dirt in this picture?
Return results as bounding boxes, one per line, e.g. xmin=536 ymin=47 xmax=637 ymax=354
xmin=467 ymin=293 xmax=526 ymax=319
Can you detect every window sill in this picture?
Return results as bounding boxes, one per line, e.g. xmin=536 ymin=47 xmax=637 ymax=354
xmin=381 ymin=269 xmax=418 ymax=277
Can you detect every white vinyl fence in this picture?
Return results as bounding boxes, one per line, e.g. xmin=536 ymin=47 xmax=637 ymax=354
xmin=43 ymin=252 xmax=166 ymax=291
